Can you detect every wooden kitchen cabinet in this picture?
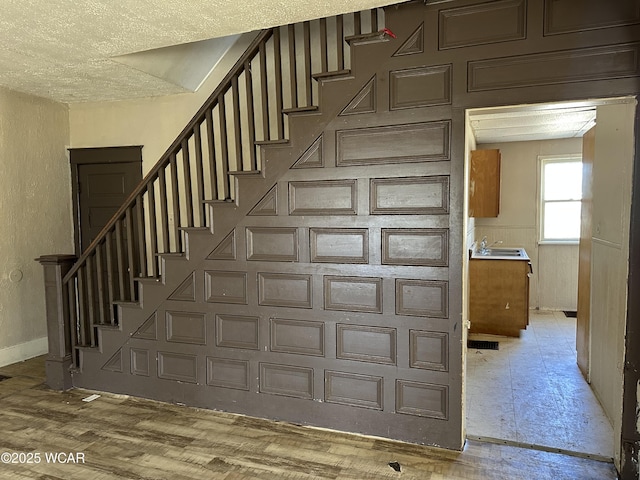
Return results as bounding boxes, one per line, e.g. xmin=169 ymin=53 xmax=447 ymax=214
xmin=469 ymin=149 xmax=500 ymax=217
xmin=469 ymin=258 xmax=531 ymax=337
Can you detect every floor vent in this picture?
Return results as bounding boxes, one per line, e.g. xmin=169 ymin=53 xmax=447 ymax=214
xmin=563 ymin=311 xmax=577 ymax=318
xmin=468 ymin=340 xmax=499 ymax=350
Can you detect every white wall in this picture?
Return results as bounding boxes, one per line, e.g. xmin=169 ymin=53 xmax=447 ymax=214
xmin=68 ymin=33 xmax=258 ymax=174
xmin=589 ymin=100 xmax=636 ymax=467
xmin=474 ymin=138 xmax=582 ymax=310
xmin=0 ymin=87 xmax=72 ymax=366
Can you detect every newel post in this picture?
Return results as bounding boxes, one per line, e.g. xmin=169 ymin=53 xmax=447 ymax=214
xmin=36 ymin=254 xmax=77 ymax=390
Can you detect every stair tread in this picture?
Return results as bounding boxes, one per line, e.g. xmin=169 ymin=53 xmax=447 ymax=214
xmin=155 ymin=252 xmax=186 ymax=257
xmin=282 ymin=106 xmax=318 ymax=114
xmin=312 ymin=69 xmax=352 ymax=80
xmin=112 ymin=300 xmax=140 ymax=307
xmin=134 ymin=276 xmax=161 ymax=282
xmin=255 ymin=139 xmax=289 ymax=146
xmin=177 ymin=226 xmax=210 ymax=232
xmin=227 ymin=170 xmax=261 ymax=176
xmin=345 ymin=31 xmax=390 ymax=45
xmin=202 ymin=199 xmax=236 ymax=205
xmin=96 ymin=324 xmax=120 ymax=330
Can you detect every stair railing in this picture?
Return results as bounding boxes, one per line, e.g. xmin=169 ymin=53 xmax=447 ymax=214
xmin=56 ymin=9 xmax=384 ymax=367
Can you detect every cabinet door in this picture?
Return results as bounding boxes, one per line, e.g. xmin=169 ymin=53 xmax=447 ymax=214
xmin=469 ymin=149 xmax=500 ymax=217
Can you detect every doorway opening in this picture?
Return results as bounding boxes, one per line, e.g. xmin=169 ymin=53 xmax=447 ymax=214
xmin=462 ymin=97 xmax=636 ymax=461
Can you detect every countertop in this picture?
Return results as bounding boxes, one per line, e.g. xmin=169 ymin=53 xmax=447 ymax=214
xmin=470 ymin=247 xmax=530 ymax=261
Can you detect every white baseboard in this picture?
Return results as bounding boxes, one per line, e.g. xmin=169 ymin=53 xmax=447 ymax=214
xmin=0 ymin=337 xmax=48 ymax=368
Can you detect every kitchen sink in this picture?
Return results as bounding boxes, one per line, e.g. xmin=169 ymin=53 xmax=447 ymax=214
xmin=486 ymin=248 xmax=524 ymax=256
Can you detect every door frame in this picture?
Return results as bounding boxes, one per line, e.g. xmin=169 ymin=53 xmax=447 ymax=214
xmin=69 ymin=146 xmax=143 ymax=255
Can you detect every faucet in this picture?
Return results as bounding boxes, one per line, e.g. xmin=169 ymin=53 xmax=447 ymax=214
xmin=479 ymin=236 xmax=488 ymax=254
xmin=478 ymin=236 xmax=503 ymax=254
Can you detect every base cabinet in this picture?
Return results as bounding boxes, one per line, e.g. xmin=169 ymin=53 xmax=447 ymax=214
xmin=469 ymin=259 xmax=531 ymax=337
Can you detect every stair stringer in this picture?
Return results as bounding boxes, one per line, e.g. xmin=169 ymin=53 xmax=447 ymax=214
xmin=71 ymin=21 xmax=411 ymax=392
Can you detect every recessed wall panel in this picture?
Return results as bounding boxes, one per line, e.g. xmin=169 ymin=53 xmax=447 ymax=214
xmin=468 ymin=43 xmax=640 ymax=92
xmin=396 ymin=279 xmax=449 ymax=318
xmin=205 ymin=270 xmax=248 ymax=304
xmin=544 ymin=0 xmax=640 ymax=35
xmin=157 ymin=351 xmax=198 ymax=383
xmin=289 ymin=180 xmax=357 ymax=215
xmin=324 ymin=276 xmax=382 ymax=314
xmin=410 ymin=330 xmax=449 ymax=371
xmin=439 ymin=0 xmax=526 ymax=49
xmin=337 ymin=324 xmax=396 ymax=365
xmin=390 ymin=65 xmax=452 ymax=110
xmin=370 ymin=176 xmax=450 ymax=215
xmin=270 ymin=318 xmax=324 ymax=356
xmin=310 ymin=228 xmax=369 ymax=264
xmin=215 ymin=314 xmax=259 ymax=350
xmin=336 ymin=121 xmax=450 ymax=166
xmin=246 ymin=227 xmax=298 ymax=262
xmin=325 ymin=371 xmax=383 ymax=410
xmin=166 ymin=311 xmax=206 ymax=345
xmin=259 ymin=363 xmax=313 ymax=399
xmin=382 ymin=229 xmax=449 ymax=266
xmin=396 ymin=380 xmax=448 ymax=420
xmin=258 ymin=272 xmax=312 ymax=308
xmin=130 ymin=348 xmax=149 ymax=376
xmin=206 ymin=357 xmax=250 ymax=390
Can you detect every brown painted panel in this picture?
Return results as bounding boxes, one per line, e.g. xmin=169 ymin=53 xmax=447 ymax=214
xmin=390 ymin=65 xmax=452 ymax=110
xmin=259 ymin=363 xmax=314 ymax=399
xmin=289 ymin=180 xmax=357 ymax=215
xmin=396 ymin=380 xmax=448 ymax=420
xmin=246 ymin=227 xmax=299 ymax=262
xmin=258 ymin=272 xmax=313 ymax=308
xmin=468 ymin=43 xmax=640 ymax=91
xmin=168 ymin=272 xmax=197 ymax=302
xmin=206 ymin=357 xmax=250 ymax=390
xmin=292 ymin=136 xmax=324 ymax=168
xmin=439 ymin=0 xmax=526 ymax=49
xmin=133 ymin=313 xmax=158 ymax=340
xmin=207 ymin=231 xmax=237 ymax=260
xmin=544 ymin=0 xmax=640 ymax=35
xmin=396 ymin=279 xmax=449 ymax=319
xmin=324 ymin=276 xmax=382 ymax=314
xmin=205 ymin=270 xmax=248 ymax=304
xmin=336 ymin=121 xmax=450 ymax=166
xmin=310 ymin=228 xmax=369 ymax=264
xmin=270 ymin=318 xmax=325 ymax=356
xmin=102 ymin=348 xmax=123 ymax=373
xmin=130 ymin=348 xmax=149 ymax=376
xmin=410 ymin=330 xmax=449 ymax=372
xmin=382 ymin=229 xmax=449 ymax=266
xmin=215 ymin=314 xmax=259 ymax=350
xmin=157 ymin=351 xmax=198 ymax=383
xmin=337 ymin=324 xmax=396 ymax=365
xmin=166 ymin=311 xmax=206 ymax=345
xmin=370 ymin=176 xmax=450 ymax=215
xmin=325 ymin=371 xmax=384 ymax=410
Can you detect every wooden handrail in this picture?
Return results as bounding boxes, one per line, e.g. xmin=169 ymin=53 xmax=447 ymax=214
xmin=63 ymin=29 xmax=273 ymax=284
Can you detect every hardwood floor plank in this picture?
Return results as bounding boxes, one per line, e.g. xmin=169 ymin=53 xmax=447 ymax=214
xmin=0 ymin=356 xmax=617 ymax=480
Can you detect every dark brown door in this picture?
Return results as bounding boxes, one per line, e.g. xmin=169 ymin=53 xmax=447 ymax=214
xmin=70 ymin=147 xmax=142 ymax=253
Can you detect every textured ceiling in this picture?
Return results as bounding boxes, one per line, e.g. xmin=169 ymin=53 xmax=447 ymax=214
xmin=0 ymin=0 xmax=400 ymax=103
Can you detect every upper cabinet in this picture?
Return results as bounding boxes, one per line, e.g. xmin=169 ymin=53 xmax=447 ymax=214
xmin=469 ymin=148 xmax=501 ymax=217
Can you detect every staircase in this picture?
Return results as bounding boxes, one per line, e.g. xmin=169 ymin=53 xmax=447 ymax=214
xmin=56 ymin=9 xmax=388 ymax=372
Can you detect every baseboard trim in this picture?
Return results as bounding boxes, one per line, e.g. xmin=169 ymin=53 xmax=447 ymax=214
xmin=0 ymin=337 xmax=48 ymax=368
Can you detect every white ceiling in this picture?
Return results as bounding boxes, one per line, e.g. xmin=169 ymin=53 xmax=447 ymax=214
xmin=0 ymin=0 xmax=399 ymax=104
xmin=469 ymin=103 xmax=597 ymax=144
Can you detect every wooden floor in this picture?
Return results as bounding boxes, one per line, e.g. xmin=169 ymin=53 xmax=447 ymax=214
xmin=0 ymin=356 xmax=616 ymax=479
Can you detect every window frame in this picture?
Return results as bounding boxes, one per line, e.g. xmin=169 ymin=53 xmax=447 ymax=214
xmin=538 ymin=154 xmax=583 ymax=244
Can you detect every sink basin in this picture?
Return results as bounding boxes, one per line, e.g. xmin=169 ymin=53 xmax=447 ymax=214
xmin=472 ymin=247 xmax=530 ymax=260
xmin=486 ymin=248 xmax=523 ymax=256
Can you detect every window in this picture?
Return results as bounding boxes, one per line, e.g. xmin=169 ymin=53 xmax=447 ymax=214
xmin=540 ymin=156 xmax=582 ymax=242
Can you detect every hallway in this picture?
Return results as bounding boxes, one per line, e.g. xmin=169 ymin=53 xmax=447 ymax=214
xmin=466 ymin=310 xmax=613 ymax=460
